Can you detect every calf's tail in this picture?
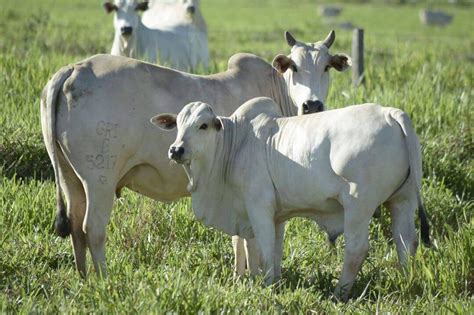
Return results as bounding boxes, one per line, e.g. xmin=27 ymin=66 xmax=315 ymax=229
xmin=40 ymin=65 xmax=74 ymax=238
xmin=390 ymin=110 xmax=431 ymax=247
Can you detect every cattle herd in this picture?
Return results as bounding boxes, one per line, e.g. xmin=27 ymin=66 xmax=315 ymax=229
xmin=40 ymin=0 xmax=431 ymax=302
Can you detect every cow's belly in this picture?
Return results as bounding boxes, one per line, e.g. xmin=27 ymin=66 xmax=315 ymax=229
xmin=118 ymin=163 xmax=190 ymax=202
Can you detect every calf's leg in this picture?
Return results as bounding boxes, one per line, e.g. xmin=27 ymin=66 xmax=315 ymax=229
xmin=387 ymin=197 xmax=418 ymax=265
xmin=273 ymin=222 xmax=286 ymax=281
xmin=247 ymin=206 xmax=276 ymax=286
xmin=334 ymin=207 xmax=371 ymax=302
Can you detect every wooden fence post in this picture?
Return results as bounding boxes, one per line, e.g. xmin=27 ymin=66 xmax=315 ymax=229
xmin=352 ymin=28 xmax=365 ymax=87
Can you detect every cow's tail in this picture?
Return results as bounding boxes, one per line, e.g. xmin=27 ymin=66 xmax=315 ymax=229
xmin=40 ymin=65 xmax=74 ymax=238
xmin=390 ymin=109 xmax=431 ymax=247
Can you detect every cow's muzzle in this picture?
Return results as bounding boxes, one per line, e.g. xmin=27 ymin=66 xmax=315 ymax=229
xmin=302 ymin=100 xmax=325 ymax=114
xmin=169 ymin=146 xmax=185 ymax=163
xmin=121 ymin=26 xmax=133 ymax=36
xmin=187 ymin=6 xmax=196 ymax=14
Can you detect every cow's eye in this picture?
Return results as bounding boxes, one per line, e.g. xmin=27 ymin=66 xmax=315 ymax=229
xmin=199 ymin=123 xmax=208 ymax=130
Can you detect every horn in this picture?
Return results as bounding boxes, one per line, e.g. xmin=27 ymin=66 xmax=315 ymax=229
xmin=323 ymin=30 xmax=336 ymax=48
xmin=285 ymin=31 xmax=296 ymax=47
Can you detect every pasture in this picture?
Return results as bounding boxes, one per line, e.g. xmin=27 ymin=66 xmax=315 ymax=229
xmin=0 ymin=0 xmax=472 ymax=312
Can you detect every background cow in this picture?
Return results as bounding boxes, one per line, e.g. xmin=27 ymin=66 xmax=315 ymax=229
xmin=152 ymin=97 xmax=431 ymax=302
xmin=104 ymin=0 xmax=205 ymax=71
xmin=142 ymin=0 xmax=209 ymax=70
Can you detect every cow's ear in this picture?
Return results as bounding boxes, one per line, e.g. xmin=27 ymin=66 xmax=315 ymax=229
xmin=327 ymin=53 xmax=352 ymax=72
xmin=272 ymin=54 xmax=297 ymax=74
xmin=103 ymin=2 xmax=118 ymax=13
xmin=214 ymin=117 xmax=223 ymax=131
xmin=135 ymin=1 xmax=149 ymax=11
xmin=150 ymin=114 xmax=177 ymax=130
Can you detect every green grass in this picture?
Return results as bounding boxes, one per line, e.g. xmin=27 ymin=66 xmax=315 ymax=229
xmin=1 ymin=0 xmax=473 ymax=313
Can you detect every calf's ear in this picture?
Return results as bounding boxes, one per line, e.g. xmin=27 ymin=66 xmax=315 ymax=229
xmin=150 ymin=114 xmax=177 ymax=130
xmin=103 ymin=2 xmax=117 ymax=13
xmin=272 ymin=54 xmax=297 ymax=74
xmin=327 ymin=53 xmax=352 ymax=72
xmin=135 ymin=1 xmax=149 ymax=11
xmin=214 ymin=117 xmax=223 ymax=131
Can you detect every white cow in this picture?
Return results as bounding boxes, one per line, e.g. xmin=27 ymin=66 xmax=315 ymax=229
xmin=142 ymin=0 xmax=209 ymax=71
xmin=152 ymin=97 xmax=431 ymax=301
xmin=41 ymin=30 xmax=351 ymax=278
xmin=104 ymin=0 xmax=203 ymax=71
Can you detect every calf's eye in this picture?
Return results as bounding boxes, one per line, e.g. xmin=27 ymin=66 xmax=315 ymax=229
xmin=199 ymin=123 xmax=208 ymax=130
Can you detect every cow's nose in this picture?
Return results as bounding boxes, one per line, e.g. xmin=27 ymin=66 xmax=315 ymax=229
xmin=302 ymin=100 xmax=325 ymax=114
xmin=187 ymin=5 xmax=196 ymax=14
xmin=169 ymin=146 xmax=185 ymax=160
xmin=121 ymin=26 xmax=133 ymax=36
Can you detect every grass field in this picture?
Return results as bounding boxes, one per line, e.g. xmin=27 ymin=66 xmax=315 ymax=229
xmin=0 ymin=0 xmax=473 ymax=313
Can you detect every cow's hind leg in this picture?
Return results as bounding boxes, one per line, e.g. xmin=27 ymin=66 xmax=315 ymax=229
xmin=57 ymin=154 xmax=88 ymax=277
xmin=245 ymin=238 xmax=261 ymax=277
xmin=386 ymin=197 xmax=418 ymax=265
xmin=335 ymin=203 xmax=372 ymax=302
xmin=82 ymin=180 xmax=116 ymax=277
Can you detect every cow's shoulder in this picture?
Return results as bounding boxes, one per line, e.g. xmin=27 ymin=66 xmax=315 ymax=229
xmin=227 ymin=53 xmax=271 ymax=72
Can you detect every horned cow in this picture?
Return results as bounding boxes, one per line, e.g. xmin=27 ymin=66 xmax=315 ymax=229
xmin=40 ymin=31 xmax=350 ymax=278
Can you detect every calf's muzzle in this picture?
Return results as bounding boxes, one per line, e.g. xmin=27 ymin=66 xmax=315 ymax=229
xmin=303 ymin=100 xmax=324 ymax=114
xmin=169 ymin=146 xmax=185 ymax=162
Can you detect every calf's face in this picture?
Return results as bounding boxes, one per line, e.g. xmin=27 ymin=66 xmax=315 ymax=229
xmin=150 ymin=102 xmax=222 ymax=164
xmin=272 ymin=30 xmax=351 ymax=115
xmin=103 ymin=0 xmax=148 ymax=37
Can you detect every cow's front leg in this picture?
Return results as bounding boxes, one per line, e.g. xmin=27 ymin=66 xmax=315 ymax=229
xmin=244 ymin=238 xmax=261 ymax=277
xmin=247 ymin=208 xmax=276 ymax=286
xmin=232 ymin=235 xmax=246 ymax=278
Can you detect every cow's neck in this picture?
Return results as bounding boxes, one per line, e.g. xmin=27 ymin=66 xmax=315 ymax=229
xmin=270 ymin=69 xmax=297 ymax=117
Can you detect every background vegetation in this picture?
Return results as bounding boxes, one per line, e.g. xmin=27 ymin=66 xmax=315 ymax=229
xmin=0 ymin=0 xmax=472 ymax=313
